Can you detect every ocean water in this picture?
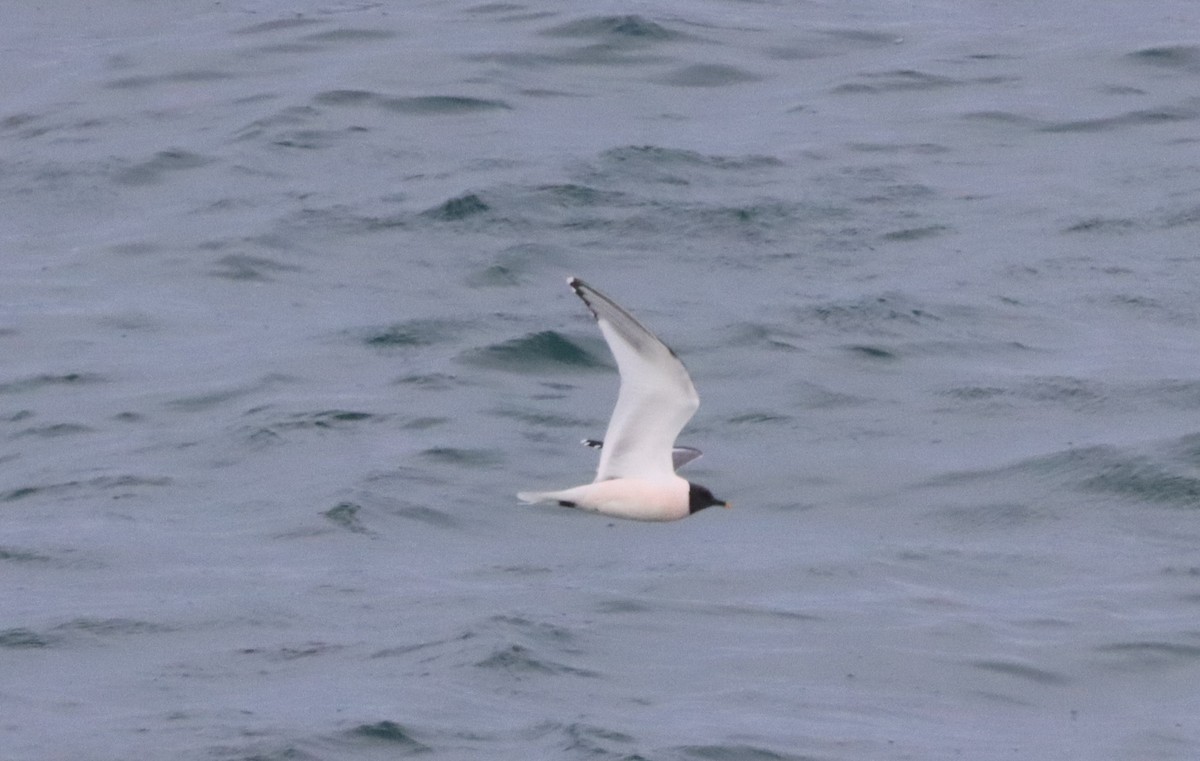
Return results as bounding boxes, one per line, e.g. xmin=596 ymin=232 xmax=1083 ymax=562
xmin=3 ymin=1 xmax=1200 ymax=758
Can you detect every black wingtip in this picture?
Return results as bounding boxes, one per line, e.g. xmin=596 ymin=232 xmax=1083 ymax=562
xmin=566 ymin=277 xmax=599 ymax=320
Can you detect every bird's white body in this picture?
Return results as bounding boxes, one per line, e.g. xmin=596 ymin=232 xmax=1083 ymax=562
xmin=518 ymin=277 xmax=727 ymax=522
xmin=518 ymin=476 xmax=690 ymax=522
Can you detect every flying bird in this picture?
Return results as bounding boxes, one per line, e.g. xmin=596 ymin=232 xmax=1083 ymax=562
xmin=518 ymin=277 xmax=729 ymax=521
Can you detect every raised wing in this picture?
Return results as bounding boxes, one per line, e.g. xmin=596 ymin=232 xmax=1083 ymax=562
xmin=568 ymin=277 xmax=699 ymax=482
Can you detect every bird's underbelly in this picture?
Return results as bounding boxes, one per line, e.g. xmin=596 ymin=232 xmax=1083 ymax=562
xmin=566 ymin=477 xmax=690 ymax=521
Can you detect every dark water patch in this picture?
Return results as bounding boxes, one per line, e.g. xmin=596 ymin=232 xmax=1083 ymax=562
xmin=796 ymin=381 xmax=866 ymax=409
xmin=962 ymin=110 xmax=1041 ymax=127
xmin=725 ymin=322 xmax=803 ymax=351
xmin=236 ymin=17 xmax=325 ymax=34
xmin=1 ymin=112 xmax=38 ymax=130
xmin=248 ymin=410 xmax=379 ymax=440
xmin=833 ymin=69 xmax=958 ymax=94
xmin=600 ymin=144 xmax=782 ymax=171
xmin=1039 ymin=104 xmax=1199 ymax=134
xmin=381 ymin=95 xmax=511 ymax=115
xmin=766 ymin=28 xmax=902 ymax=60
xmin=418 ymin=447 xmax=501 ymax=467
xmin=323 ymin=502 xmax=373 ymax=535
xmin=0 ymin=628 xmax=52 ymax=648
xmin=1095 ymin=640 xmax=1200 ymax=666
xmin=0 ymin=372 xmax=104 ymax=394
xmin=542 ymin=15 xmax=681 ymax=41
xmin=469 ymin=3 xmax=534 ymax=14
xmin=492 ymin=405 xmax=591 ymax=429
xmin=235 ymin=104 xmax=322 ymax=141
xmin=463 ymin=331 xmax=605 ymax=372
xmin=240 ymin=641 xmax=344 ymax=662
xmin=1163 ymin=204 xmax=1200 ymax=228
xmin=1102 ymin=84 xmax=1147 ymax=96
xmin=881 ymin=224 xmax=951 ymax=241
xmin=848 ymin=141 xmax=949 ymax=155
xmin=361 ymin=319 xmax=461 ymax=349
xmin=475 ymin=644 xmax=598 ymax=677
xmin=304 ymin=28 xmax=397 ymax=43
xmin=1063 ymin=216 xmax=1139 ymax=234
xmin=1081 ymin=458 xmax=1200 ymax=506
xmin=395 ymin=373 xmax=459 ymax=390
xmin=168 ymin=377 xmax=284 ymax=411
xmin=806 ymin=294 xmax=942 ymax=334
xmin=312 ymin=90 xmax=510 ymax=115
xmin=533 ymin=183 xmax=628 ymax=207
xmin=2 ymin=474 xmax=170 ymax=502
xmin=465 ymin=264 xmax=521 ymax=287
xmin=0 ymin=546 xmax=52 ymax=563
xmin=112 ymin=149 xmax=212 ymax=186
xmin=13 ymin=422 xmax=93 ymax=438
xmin=560 ymin=722 xmax=637 ymax=756
xmin=596 ymin=598 xmax=652 ymax=614
xmin=346 ymin=721 xmax=431 ymax=753
xmin=1016 ymin=376 xmax=1104 ymax=406
xmin=659 ymin=64 xmax=761 ymax=87
xmin=269 ymin=128 xmax=357 ymax=150
xmin=312 ymin=88 xmax=377 ymax=106
xmin=209 ymin=253 xmax=303 ymax=281
xmin=727 ymin=411 xmax=791 ymax=425
xmin=422 ymin=193 xmax=490 ymax=220
xmin=970 ymin=659 xmax=1069 ymax=685
xmin=400 ymin=416 xmax=448 ymax=430
xmin=55 ymin=617 xmax=173 ymax=638
xmin=943 ymin=377 xmax=1109 ymax=409
xmin=933 ymin=502 xmax=1047 ymax=530
xmin=251 ymin=41 xmax=324 ymax=55
xmin=676 ymin=744 xmax=817 ymax=761
xmin=491 ymin=614 xmax=577 ymax=647
xmin=847 ymin=344 xmax=897 ymax=360
xmin=106 ymin=69 xmax=233 ymax=89
xmin=389 ymin=505 xmax=459 ymax=529
xmin=1128 ymin=45 xmax=1200 ymax=72
xmin=1166 ymin=431 xmax=1200 ymax=460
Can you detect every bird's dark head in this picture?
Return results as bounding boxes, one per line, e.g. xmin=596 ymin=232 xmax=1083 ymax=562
xmin=688 ymin=482 xmax=730 ymax=514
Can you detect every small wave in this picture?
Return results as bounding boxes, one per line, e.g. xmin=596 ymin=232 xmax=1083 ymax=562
xmin=303 ymin=28 xmax=397 ymax=43
xmin=422 ymin=193 xmax=490 ymax=220
xmin=323 ymin=502 xmax=373 ymax=535
xmin=345 ymin=720 xmax=431 ymax=752
xmin=463 ymin=331 xmax=605 ymax=372
xmin=0 ymin=628 xmax=52 ymax=648
xmin=475 ymin=644 xmax=599 ymax=677
xmin=832 ymin=68 xmax=958 ymax=94
xmin=312 ymin=90 xmax=510 ymax=114
xmin=1127 ymin=45 xmax=1200 ymax=72
xmin=209 ymin=253 xmax=303 ymax=281
xmin=0 ymin=372 xmax=105 ymax=394
xmin=970 ymin=659 xmax=1070 ymax=685
xmin=361 ymin=319 xmax=462 ymax=348
xmin=541 ymin=15 xmax=682 ymax=41
xmin=111 ymin=149 xmax=212 ymax=186
xmin=659 ymin=64 xmax=761 ymax=87
xmin=675 ymin=743 xmax=817 ymax=761
xmin=1039 ymin=105 xmax=1199 ymax=134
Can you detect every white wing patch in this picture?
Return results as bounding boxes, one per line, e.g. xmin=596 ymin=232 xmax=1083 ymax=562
xmin=568 ymin=278 xmax=700 ymax=482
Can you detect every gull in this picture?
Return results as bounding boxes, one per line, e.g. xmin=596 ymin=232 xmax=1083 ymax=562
xmin=518 ymin=277 xmax=729 ymax=521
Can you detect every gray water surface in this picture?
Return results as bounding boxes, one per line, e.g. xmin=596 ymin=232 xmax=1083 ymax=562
xmin=3 ymin=2 xmax=1200 ymax=759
